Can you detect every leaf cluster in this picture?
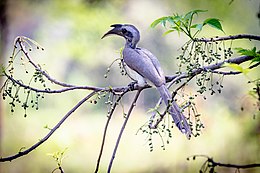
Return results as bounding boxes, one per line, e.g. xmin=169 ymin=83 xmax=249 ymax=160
xmin=223 ymin=47 xmax=260 ymax=74
xmin=236 ymin=47 xmax=260 ymax=64
xmin=151 ymin=10 xmax=224 ymax=39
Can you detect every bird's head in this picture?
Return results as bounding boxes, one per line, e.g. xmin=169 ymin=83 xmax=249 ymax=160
xmin=102 ymin=24 xmax=140 ymax=48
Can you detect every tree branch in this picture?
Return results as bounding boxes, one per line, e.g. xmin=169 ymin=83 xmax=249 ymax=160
xmin=0 ymin=91 xmax=96 ymax=162
xmin=4 ymin=72 xmax=104 ymax=93
xmin=107 ymin=88 xmax=144 ymax=173
xmin=165 ymin=55 xmax=256 ymax=83
xmin=94 ymin=91 xmax=127 ymax=173
xmin=195 ymin=34 xmax=260 ymax=42
xmin=211 ymin=61 xmax=260 ymax=75
xmin=209 ymin=159 xmax=260 ymax=169
xmin=188 ymin=155 xmax=260 ymax=172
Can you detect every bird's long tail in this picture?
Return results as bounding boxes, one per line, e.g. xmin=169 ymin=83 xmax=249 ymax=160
xmin=157 ymin=85 xmax=191 ymax=139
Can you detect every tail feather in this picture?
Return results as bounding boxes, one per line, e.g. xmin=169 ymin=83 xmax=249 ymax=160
xmin=157 ymin=85 xmax=191 ymax=139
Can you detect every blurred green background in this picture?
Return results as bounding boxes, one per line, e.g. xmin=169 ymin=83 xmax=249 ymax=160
xmin=0 ymin=0 xmax=260 ymax=172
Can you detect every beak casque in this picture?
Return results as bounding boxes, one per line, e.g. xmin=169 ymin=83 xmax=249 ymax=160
xmin=101 ymin=24 xmax=123 ymax=39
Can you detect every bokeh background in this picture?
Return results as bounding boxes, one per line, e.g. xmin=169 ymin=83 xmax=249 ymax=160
xmin=0 ymin=0 xmax=259 ymax=172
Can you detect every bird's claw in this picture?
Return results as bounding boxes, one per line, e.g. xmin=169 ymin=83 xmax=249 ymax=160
xmin=128 ymin=81 xmax=137 ymax=91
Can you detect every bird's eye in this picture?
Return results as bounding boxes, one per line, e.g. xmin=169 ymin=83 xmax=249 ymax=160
xmin=122 ymin=28 xmax=127 ymax=34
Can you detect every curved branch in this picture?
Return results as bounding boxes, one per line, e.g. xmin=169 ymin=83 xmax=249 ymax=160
xmin=0 ymin=91 xmax=96 ymax=162
xmin=195 ymin=34 xmax=260 ymax=42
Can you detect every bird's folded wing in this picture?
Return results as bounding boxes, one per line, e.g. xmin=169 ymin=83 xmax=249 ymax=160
xmin=137 ymin=48 xmax=165 ymax=83
xmin=123 ymin=47 xmax=165 ymax=87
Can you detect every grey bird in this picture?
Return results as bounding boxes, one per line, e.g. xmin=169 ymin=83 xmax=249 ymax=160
xmin=102 ymin=24 xmax=191 ymax=139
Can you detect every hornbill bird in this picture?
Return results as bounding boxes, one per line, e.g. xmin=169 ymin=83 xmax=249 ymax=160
xmin=102 ymin=24 xmax=191 ymax=139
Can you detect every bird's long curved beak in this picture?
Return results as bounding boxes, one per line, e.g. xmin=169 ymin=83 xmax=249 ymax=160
xmin=101 ymin=24 xmax=123 ymax=39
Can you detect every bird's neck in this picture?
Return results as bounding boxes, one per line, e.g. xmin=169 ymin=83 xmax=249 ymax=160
xmin=125 ymin=40 xmax=137 ymax=49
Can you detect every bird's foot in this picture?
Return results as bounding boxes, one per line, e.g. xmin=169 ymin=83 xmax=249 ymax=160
xmin=128 ymin=81 xmax=137 ymax=91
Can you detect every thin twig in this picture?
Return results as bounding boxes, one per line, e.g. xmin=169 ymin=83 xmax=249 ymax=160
xmin=59 ymin=166 xmax=65 ymax=173
xmin=0 ymin=91 xmax=96 ymax=162
xmin=94 ymin=91 xmax=127 ymax=173
xmin=17 ymin=37 xmax=77 ymax=88
xmin=107 ymin=88 xmax=144 ymax=173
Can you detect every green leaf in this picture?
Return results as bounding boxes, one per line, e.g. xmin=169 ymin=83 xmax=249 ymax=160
xmin=163 ymin=29 xmax=175 ymax=36
xmin=171 ymin=25 xmax=182 ymax=31
xmin=166 ymin=16 xmax=180 ymax=26
xmin=150 ymin=16 xmax=169 ymax=28
xmin=252 ymin=47 xmax=256 ymax=53
xmin=171 ymin=25 xmax=184 ymax=36
xmin=184 ymin=9 xmax=208 ymax=21
xmin=251 ymin=56 xmax=260 ymax=63
xmin=235 ymin=47 xmax=260 ymax=65
xmin=203 ymin=18 xmax=224 ymax=32
xmin=223 ymin=63 xmax=250 ymax=74
xmin=235 ymin=47 xmax=258 ymax=57
xmin=191 ymin=23 xmax=203 ymax=30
